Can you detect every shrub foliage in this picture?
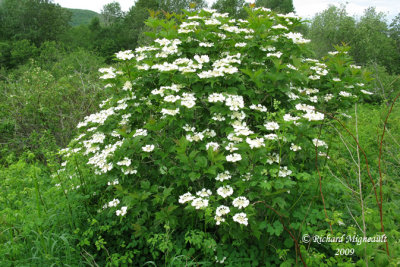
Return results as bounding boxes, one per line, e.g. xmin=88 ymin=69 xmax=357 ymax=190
xmin=59 ymin=7 xmax=381 ymax=265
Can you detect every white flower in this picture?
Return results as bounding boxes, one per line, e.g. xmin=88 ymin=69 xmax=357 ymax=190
xmin=290 ymin=143 xmax=301 ymax=151
xmin=272 ymin=24 xmax=288 ymax=30
xmin=142 ymin=144 xmax=155 ymax=152
xmin=214 ymin=215 xmax=225 ymax=225
xmin=208 ymin=93 xmax=225 ymax=103
xmin=225 ymin=95 xmax=244 ymax=111
xmin=191 ymin=198 xmax=209 ymax=209
xmin=99 ymin=67 xmax=116 ymax=79
xmin=227 ymin=134 xmax=242 ymax=144
xmin=179 ymin=192 xmax=195 ymax=204
xmin=246 ymin=137 xmax=265 ymax=149
xmin=230 ymin=111 xmax=246 ymax=120
xmin=264 ymin=122 xmax=279 ymax=130
xmin=232 ymin=196 xmax=249 ymax=209
xmin=122 ymin=81 xmax=132 ymax=91
xmin=233 ymin=212 xmax=248 ymax=225
xmin=212 ymin=113 xmax=225 ymax=121
xmin=309 ymin=75 xmax=321 ymax=80
xmin=215 ymin=171 xmax=231 ymax=182
xmin=199 ymin=42 xmax=214 ymax=47
xmin=117 ymin=157 xmax=131 ymax=167
xmin=296 ymin=104 xmax=315 ymax=112
xmin=181 ymin=93 xmax=196 ymax=108
xmin=186 ymin=132 xmax=204 ymax=142
xmin=216 ymin=205 xmax=230 ymax=216
xmin=161 ymin=108 xmax=180 ymax=116
xmin=332 ymin=77 xmax=341 ymax=82
xmin=196 ymin=188 xmax=212 ymax=197
xmin=225 ymin=142 xmax=238 ymax=152
xmin=116 ymin=206 xmax=128 ymax=216
xmin=108 ymin=198 xmax=120 ymax=207
xmin=217 ymin=185 xmax=234 ymax=198
xmin=309 ymin=96 xmax=318 ymax=103
xmin=249 ymin=104 xmax=267 ymax=112
xmin=205 ymin=18 xmax=221 ymax=25
xmin=194 ymin=55 xmax=210 ymax=64
xmin=350 ymin=65 xmax=361 ymax=69
xmin=303 ymin=111 xmax=324 ymax=121
xmin=164 ymin=95 xmax=181 ymax=102
xmin=235 ymin=42 xmax=247 ymax=47
xmin=324 ymin=94 xmax=334 ymax=101
xmin=206 ymin=142 xmax=219 ymax=151
xmin=283 ymin=114 xmax=300 ymax=122
xmin=133 ymin=129 xmax=148 ymax=137
xmin=226 ymin=153 xmax=242 ymax=162
xmin=278 ymin=166 xmax=292 ymax=177
xmin=361 ymin=90 xmax=373 ymax=95
xmin=339 ymin=91 xmax=352 ymax=97
xmin=264 ymin=134 xmax=278 ymax=140
xmin=183 ymin=124 xmax=195 ymax=132
xmin=137 ymin=64 xmax=150 ymax=70
xmin=284 ymin=32 xmax=310 ymax=44
xmin=116 ymin=50 xmax=134 ymax=60
xmin=107 ymin=179 xmax=119 ymax=186
xmin=123 ymin=168 xmax=137 ymax=175
xmin=267 ymin=51 xmax=283 ymax=58
xmin=313 ymin=138 xmax=328 ymax=148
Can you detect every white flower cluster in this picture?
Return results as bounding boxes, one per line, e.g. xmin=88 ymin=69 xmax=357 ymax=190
xmin=151 ymin=84 xmax=182 ymax=97
xmin=142 ymin=144 xmax=155 ymax=152
xmin=215 ymin=171 xmax=232 ymax=182
xmin=116 ymin=206 xmax=127 ymax=216
xmin=154 ymin=38 xmax=181 ymax=58
xmin=278 ymin=166 xmax=292 ymax=177
xmin=246 ymin=137 xmax=265 ymax=149
xmin=232 ymin=212 xmax=248 ymax=226
xmin=232 ymin=196 xmax=249 ymax=209
xmin=88 ymin=140 xmax=123 ymax=173
xmin=186 ymin=128 xmax=216 ymax=142
xmin=284 ymin=32 xmax=310 ymax=44
xmin=192 ymin=197 xmax=209 ymax=209
xmin=178 ymin=21 xmax=200 ymax=34
xmin=77 ymin=107 xmax=115 ymax=128
xmin=99 ymin=67 xmax=116 ymax=79
xmin=115 ymin=50 xmax=134 ymax=60
xmin=217 ymin=185 xmax=234 ymax=198
xmin=226 ymin=153 xmax=242 ymax=162
xmin=250 ymin=104 xmax=267 ymax=112
xmin=198 ymin=53 xmax=241 ymax=78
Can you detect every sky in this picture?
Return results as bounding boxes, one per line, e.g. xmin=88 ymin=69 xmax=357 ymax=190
xmin=53 ymin=0 xmax=400 ymax=21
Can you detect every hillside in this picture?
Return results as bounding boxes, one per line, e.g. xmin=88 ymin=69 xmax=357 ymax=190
xmin=67 ymin=8 xmax=99 ymax=26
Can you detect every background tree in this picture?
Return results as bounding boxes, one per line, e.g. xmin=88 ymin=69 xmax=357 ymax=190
xmin=307 ymin=5 xmax=356 ymax=58
xmin=100 ymin=1 xmax=124 ymax=26
xmin=0 ymin=0 xmax=71 ymax=45
xmin=352 ymin=8 xmax=399 ymax=73
xmin=212 ymin=0 xmax=247 ymax=18
xmin=389 ymin=13 xmax=400 ymax=48
xmin=255 ymin=0 xmax=294 ymax=14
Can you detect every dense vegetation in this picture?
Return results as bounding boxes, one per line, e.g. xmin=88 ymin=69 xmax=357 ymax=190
xmin=68 ymin=8 xmax=100 ymax=26
xmin=0 ymin=0 xmax=399 ymax=266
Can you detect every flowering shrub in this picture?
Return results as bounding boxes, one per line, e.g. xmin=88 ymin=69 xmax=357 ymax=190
xmin=58 ymin=7 xmax=374 ymax=265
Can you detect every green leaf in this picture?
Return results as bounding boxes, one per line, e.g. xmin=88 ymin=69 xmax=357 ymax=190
xmin=195 ymin=156 xmax=207 ymax=168
xmin=189 ymin=172 xmax=200 ymax=181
